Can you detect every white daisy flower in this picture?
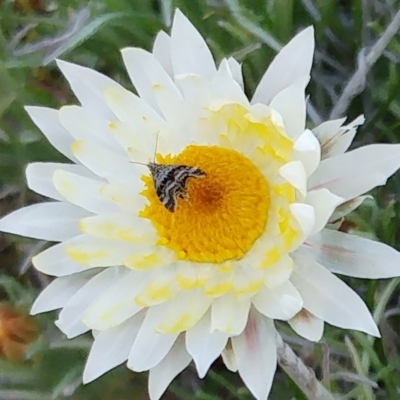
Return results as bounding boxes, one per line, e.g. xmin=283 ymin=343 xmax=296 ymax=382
xmin=2 ymin=9 xmax=400 ymax=400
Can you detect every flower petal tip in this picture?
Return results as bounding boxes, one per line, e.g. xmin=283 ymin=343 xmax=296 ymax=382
xmin=56 ymin=59 xmax=73 ymax=72
xmin=368 ymin=323 xmax=381 ymax=339
xmin=296 ymin=26 xmax=315 ymax=50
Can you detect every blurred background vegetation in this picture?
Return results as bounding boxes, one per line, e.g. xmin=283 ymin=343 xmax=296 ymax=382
xmin=1 ymin=0 xmax=400 ymax=399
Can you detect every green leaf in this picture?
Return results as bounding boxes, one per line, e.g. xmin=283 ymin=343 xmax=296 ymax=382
xmin=0 ymin=62 xmax=18 ymax=117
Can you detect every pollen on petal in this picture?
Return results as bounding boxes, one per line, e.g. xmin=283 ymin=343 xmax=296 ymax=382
xmin=135 ymin=279 xmax=178 ymax=307
xmin=124 ymin=252 xmax=163 ymax=270
xmin=66 ymin=246 xmax=110 ymax=266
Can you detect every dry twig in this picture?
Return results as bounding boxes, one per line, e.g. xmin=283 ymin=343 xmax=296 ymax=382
xmin=276 ymin=334 xmax=335 ymax=400
xmin=330 ymin=8 xmax=400 ymax=118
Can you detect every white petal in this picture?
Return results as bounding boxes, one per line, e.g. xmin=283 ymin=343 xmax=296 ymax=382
xmin=232 ymin=312 xmax=277 ymax=400
xmin=329 ymin=195 xmax=370 ymax=222
xmin=289 ymin=203 xmax=315 ymax=238
xmin=323 ymin=115 xmax=364 ymax=158
xmin=232 ymin=265 xmax=264 ymax=299
xmin=312 ymin=118 xmax=346 ymax=144
xmin=212 ymin=59 xmax=249 ymax=106
xmin=83 ymin=312 xmax=145 ymax=383
xmin=56 ymin=59 xmax=120 ymax=119
xmin=52 ymin=169 xmax=117 ymax=214
xmin=32 ymin=239 xmax=90 ymax=277
xmin=79 ymin=212 xmax=156 ymax=244
xmin=71 ymin=140 xmax=140 ymax=184
xmin=99 ymin=182 xmax=148 ymax=212
xmin=148 ymin=335 xmax=191 ymax=400
xmin=221 ymin=346 xmax=238 ymax=372
xmin=128 ymin=306 xmax=179 ymax=372
xmin=203 ymin=269 xmax=233 ymax=298
xmin=25 ymin=106 xmax=76 ymax=162
xmin=33 ymin=235 xmax=132 ymax=275
xmin=211 ymin=293 xmax=250 ymax=335
xmin=58 ymin=106 xmax=123 ymax=153
xmin=300 ymin=228 xmax=400 ymax=278
xmin=175 ymin=261 xmax=200 ymax=289
xmin=252 ymin=26 xmax=314 ymax=105
xmin=174 ymin=73 xmax=211 ymax=109
xmin=107 ymin=120 xmax=157 ymax=165
xmin=291 ymin=254 xmax=380 ymax=337
xmin=186 ymin=311 xmax=228 ymax=378
xmin=270 ymin=78 xmax=308 ymax=141
xmin=288 ymin=310 xmax=324 ymax=342
xmin=308 ymin=144 xmax=400 ymax=201
xmin=121 ymin=47 xmax=183 ymax=119
xmin=226 ymin=57 xmax=244 ymax=89
xmin=83 ymin=270 xmax=150 ymax=330
xmin=103 ymin=86 xmax=165 ymax=127
xmin=124 ymin=246 xmax=176 ymax=272
xmin=323 ymin=131 xmax=356 ymax=160
xmin=252 ymin=281 xmax=303 ymax=320
xmin=245 ymin=103 xmax=273 ymax=125
xmin=313 ymin=115 xmax=364 ymax=160
xmin=25 ymin=162 xmax=95 ymax=201
xmin=65 ymin=236 xmax=134 ymax=267
xmin=133 ymin=265 xmax=180 ymax=305
xmin=57 ymin=267 xmax=127 ymax=338
xmin=31 ymin=270 xmax=97 ymax=314
xmin=305 ymin=189 xmax=343 ymax=235
xmin=153 ymin=30 xmax=173 ymax=76
xmin=279 ymin=161 xmax=307 ymax=196
xmin=156 ymin=289 xmax=212 ymax=334
xmin=0 ymin=202 xmax=89 ymax=241
xmin=263 ymin=255 xmax=294 ymax=289
xmin=293 ymin=129 xmax=321 ymax=176
xmin=170 ymin=9 xmax=216 ymax=79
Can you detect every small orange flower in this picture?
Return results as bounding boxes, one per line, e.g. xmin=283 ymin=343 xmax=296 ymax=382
xmin=0 ymin=303 xmax=38 ymax=362
xmin=13 ymin=0 xmax=45 ymax=13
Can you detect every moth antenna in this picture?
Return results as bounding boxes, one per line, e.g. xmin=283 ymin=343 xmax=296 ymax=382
xmin=153 ymin=131 xmax=160 ymax=163
xmin=130 ymin=161 xmax=148 ymax=167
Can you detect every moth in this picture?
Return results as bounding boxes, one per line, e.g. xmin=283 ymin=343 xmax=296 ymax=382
xmin=132 ymin=132 xmax=206 ymax=212
xmin=147 ymin=162 xmax=206 ymax=212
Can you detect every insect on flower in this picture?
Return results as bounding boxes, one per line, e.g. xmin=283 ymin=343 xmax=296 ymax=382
xmin=132 ymin=132 xmax=206 ymax=212
xmin=147 ymin=162 xmax=206 ymax=212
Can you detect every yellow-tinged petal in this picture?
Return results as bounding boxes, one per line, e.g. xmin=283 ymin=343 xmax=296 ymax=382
xmin=263 ymin=255 xmax=294 ymax=289
xmin=156 ymin=290 xmax=212 ymax=334
xmin=232 ymin=268 xmax=264 ymax=299
xmin=135 ymin=272 xmax=179 ymax=307
xmin=279 ymin=161 xmax=307 ymax=196
xmin=123 ymin=247 xmax=175 ymax=270
xmin=204 ymin=274 xmax=234 ymax=297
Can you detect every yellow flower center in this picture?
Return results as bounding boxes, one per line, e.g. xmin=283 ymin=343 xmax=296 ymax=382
xmin=140 ymin=145 xmax=269 ymax=263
